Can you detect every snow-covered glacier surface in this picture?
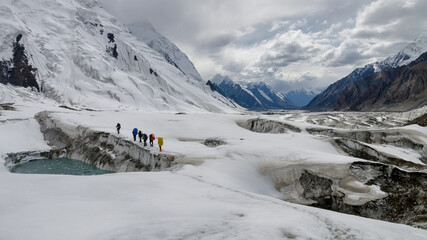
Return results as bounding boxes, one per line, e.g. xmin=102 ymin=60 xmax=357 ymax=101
xmin=0 ymin=96 xmax=426 ymax=239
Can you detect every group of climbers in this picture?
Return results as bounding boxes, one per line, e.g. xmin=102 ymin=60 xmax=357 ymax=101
xmin=116 ymin=123 xmax=163 ymax=151
xmin=132 ymin=128 xmax=155 ymax=146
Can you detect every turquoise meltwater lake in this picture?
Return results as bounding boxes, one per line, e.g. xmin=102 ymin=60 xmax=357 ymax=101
xmin=10 ymin=158 xmax=113 ymax=175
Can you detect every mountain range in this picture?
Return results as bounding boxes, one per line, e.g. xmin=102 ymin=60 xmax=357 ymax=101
xmin=207 ymin=75 xmax=296 ymax=110
xmin=306 ymin=31 xmax=427 ymax=111
xmin=333 ymin=52 xmax=427 ymax=111
xmin=0 ymin=0 xmax=425 ymax=113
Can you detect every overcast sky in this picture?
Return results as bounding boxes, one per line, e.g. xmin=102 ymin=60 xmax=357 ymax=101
xmin=102 ymin=0 xmax=427 ymax=92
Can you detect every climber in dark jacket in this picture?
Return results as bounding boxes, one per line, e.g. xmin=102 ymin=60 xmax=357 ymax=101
xmin=132 ymin=128 xmax=138 ymax=141
xmin=142 ymin=133 xmax=148 ymax=147
xmin=116 ymin=123 xmax=121 ymax=134
xmin=138 ymin=130 xmax=143 ymax=143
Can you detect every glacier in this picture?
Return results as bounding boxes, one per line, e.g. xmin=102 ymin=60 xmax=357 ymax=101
xmin=1 ymin=96 xmax=426 ymax=239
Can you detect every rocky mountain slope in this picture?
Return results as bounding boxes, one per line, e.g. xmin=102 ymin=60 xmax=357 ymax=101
xmin=306 ymin=31 xmax=427 ymax=111
xmin=334 ymin=52 xmax=427 ymax=111
xmin=207 ymin=74 xmax=295 ymax=110
xmin=0 ymin=0 xmax=230 ymax=112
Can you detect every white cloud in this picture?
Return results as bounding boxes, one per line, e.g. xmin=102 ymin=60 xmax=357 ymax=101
xmin=102 ymin=0 xmax=427 ymax=91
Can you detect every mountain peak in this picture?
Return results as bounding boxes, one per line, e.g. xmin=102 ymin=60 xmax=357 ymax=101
xmin=211 ymin=74 xmax=233 ymax=85
xmin=305 ymin=30 xmax=427 ymax=111
xmin=247 ymin=81 xmax=267 ymax=88
xmin=128 ymin=20 xmax=203 ymax=82
xmin=209 ymin=75 xmax=295 ymax=109
xmin=381 ymin=31 xmax=427 ymax=67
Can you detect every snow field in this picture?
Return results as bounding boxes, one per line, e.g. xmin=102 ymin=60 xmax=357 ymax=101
xmin=0 ymin=102 xmax=426 ymax=239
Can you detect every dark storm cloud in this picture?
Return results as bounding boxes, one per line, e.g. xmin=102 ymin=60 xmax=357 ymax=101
xmin=196 ymin=33 xmax=237 ymax=53
xmin=258 ymin=42 xmax=320 ymax=68
xmin=328 ymin=48 xmax=365 ymax=67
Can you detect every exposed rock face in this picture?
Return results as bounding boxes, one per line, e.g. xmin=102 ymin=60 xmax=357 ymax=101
xmin=0 ymin=34 xmax=39 ymax=91
xmin=204 ymin=138 xmax=227 ymax=147
xmin=334 ymin=52 xmax=427 ymax=111
xmin=407 ymin=113 xmax=427 ymax=127
xmin=106 ymin=33 xmax=118 ymax=59
xmin=300 ymin=170 xmax=333 ymax=201
xmin=305 ymin=64 xmax=376 ymax=111
xmin=35 ymin=111 xmax=180 ymax=172
xmin=0 ymin=60 xmax=10 ymax=85
xmin=305 ymin=32 xmax=427 ymax=112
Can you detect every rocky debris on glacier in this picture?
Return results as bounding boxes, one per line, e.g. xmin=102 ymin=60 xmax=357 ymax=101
xmin=407 ymin=113 xmax=427 ymax=127
xmin=239 ymin=112 xmax=427 ymax=228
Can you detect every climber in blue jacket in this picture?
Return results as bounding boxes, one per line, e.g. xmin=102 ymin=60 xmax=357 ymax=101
xmin=132 ymin=128 xmax=138 ymax=141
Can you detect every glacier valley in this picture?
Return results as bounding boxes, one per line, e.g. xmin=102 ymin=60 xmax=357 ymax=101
xmin=0 ymin=87 xmax=426 ymax=239
xmin=0 ymin=0 xmax=426 ymax=239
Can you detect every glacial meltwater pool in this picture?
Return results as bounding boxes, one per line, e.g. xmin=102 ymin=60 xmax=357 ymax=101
xmin=10 ymin=158 xmax=113 ymax=175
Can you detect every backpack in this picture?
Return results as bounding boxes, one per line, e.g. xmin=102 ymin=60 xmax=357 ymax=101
xmin=150 ymin=134 xmax=155 ymax=141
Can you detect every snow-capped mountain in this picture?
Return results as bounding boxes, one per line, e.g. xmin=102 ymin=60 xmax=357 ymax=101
xmin=381 ymin=30 xmax=427 ymax=68
xmin=128 ymin=20 xmax=203 ymax=83
xmin=306 ymin=31 xmax=427 ymax=111
xmin=207 ymin=75 xmax=295 ymax=110
xmin=333 ymin=52 xmax=427 ymax=111
xmin=0 ymin=0 xmax=230 ymax=112
xmin=284 ymin=89 xmax=321 ymax=107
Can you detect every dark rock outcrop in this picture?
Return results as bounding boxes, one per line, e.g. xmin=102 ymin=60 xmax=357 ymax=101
xmin=0 ymin=34 xmax=39 ymax=91
xmin=407 ymin=113 xmax=427 ymax=127
xmin=106 ymin=33 xmax=118 ymax=58
xmin=203 ymin=137 xmax=227 ymax=147
xmin=300 ymin=170 xmax=333 ymax=202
